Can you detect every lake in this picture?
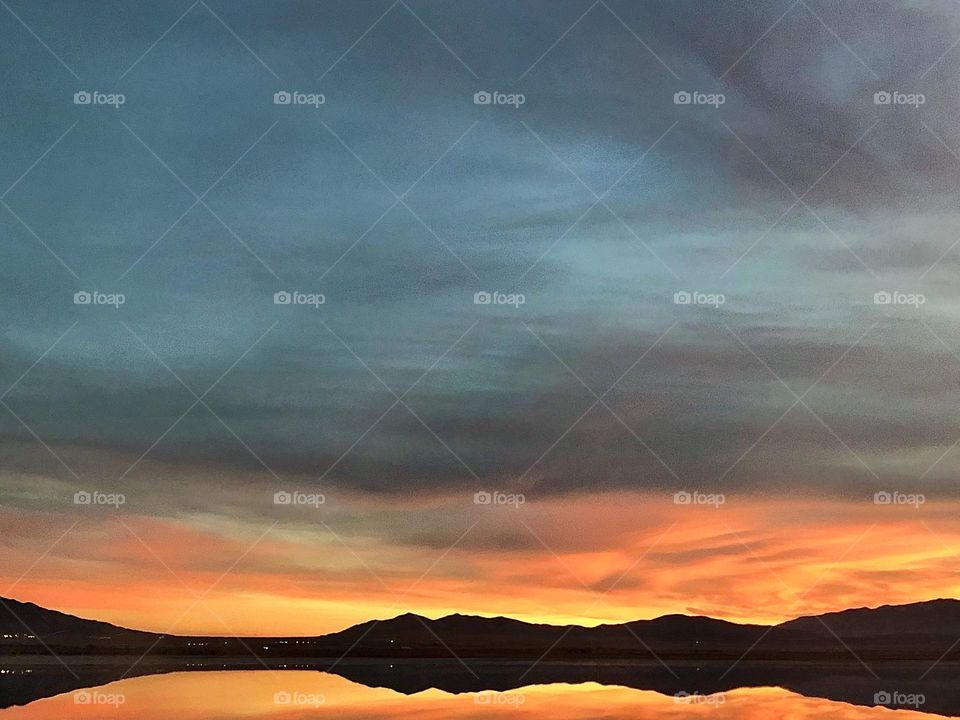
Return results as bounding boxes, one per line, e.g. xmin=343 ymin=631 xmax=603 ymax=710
xmin=0 ymin=664 xmax=949 ymax=719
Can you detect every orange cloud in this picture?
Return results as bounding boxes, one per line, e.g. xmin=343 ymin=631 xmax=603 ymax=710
xmin=2 ymin=493 xmax=959 ymax=635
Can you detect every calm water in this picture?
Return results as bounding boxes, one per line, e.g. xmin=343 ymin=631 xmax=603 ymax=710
xmin=0 ymin=669 xmax=948 ymax=719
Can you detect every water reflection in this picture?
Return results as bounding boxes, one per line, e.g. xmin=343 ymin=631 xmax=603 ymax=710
xmin=0 ymin=658 xmax=960 ymax=720
xmin=0 ymin=669 xmax=949 ymax=719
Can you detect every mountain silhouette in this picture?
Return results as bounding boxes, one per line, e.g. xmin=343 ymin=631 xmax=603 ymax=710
xmin=778 ymin=598 xmax=960 ymax=639
xmin=0 ymin=597 xmax=151 ymax=643
xmin=3 ymin=596 xmax=960 ymax=661
xmin=5 ymin=597 xmax=960 ymax=716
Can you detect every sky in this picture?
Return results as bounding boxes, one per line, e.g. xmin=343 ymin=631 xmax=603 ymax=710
xmin=3 ymin=0 xmax=960 ymax=636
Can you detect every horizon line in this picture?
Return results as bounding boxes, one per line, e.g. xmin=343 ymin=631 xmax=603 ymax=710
xmin=3 ymin=594 xmax=956 ymax=640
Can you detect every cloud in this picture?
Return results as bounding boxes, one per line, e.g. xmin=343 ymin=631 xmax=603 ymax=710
xmin=3 ymin=0 xmax=960 ymax=511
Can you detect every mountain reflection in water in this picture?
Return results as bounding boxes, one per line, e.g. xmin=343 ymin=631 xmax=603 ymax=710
xmin=0 ymin=661 xmax=956 ymax=718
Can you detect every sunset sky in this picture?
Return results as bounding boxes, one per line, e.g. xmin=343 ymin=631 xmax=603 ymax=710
xmin=3 ymin=0 xmax=960 ymax=636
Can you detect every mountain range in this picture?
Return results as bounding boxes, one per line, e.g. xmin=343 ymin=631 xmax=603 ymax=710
xmin=4 ymin=596 xmax=960 ymax=661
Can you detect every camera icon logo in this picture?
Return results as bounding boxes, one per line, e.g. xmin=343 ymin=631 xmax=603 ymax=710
xmin=274 ymin=291 xmax=292 ymax=305
xmin=274 ymin=490 xmax=292 ymax=505
xmin=474 ymin=291 xmax=492 ymax=305
xmin=673 ymin=91 xmax=692 ymax=105
xmin=274 ymin=91 xmax=292 ymax=105
xmin=873 ymin=491 xmax=892 ymax=505
xmin=73 ymin=91 xmax=92 ymax=105
xmin=673 ymin=491 xmax=692 ymax=505
xmin=673 ymin=291 xmax=692 ymax=305
xmin=74 ymin=291 xmax=92 ymax=305
xmin=273 ymin=691 xmax=292 ymax=705
xmin=74 ymin=691 xmax=91 ymax=705
xmin=474 ymin=91 xmax=492 ymax=105
xmin=873 ymin=291 xmax=891 ymax=305
xmin=474 ymin=491 xmax=492 ymax=505
xmin=874 ymin=691 xmax=892 ymax=705
xmin=74 ymin=490 xmax=92 ymax=505
xmin=873 ymin=91 xmax=892 ymax=105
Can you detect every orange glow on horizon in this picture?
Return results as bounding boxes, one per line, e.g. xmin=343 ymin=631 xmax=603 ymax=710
xmin=2 ymin=492 xmax=959 ymax=636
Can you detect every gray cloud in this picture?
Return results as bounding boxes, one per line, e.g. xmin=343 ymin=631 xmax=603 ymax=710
xmin=2 ymin=0 xmax=960 ymax=516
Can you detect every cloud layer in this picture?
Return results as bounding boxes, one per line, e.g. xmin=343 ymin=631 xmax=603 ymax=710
xmin=3 ymin=0 xmax=960 ymax=632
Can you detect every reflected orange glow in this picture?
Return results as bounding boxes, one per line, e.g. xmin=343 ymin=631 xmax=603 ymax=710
xmin=0 ymin=672 xmax=946 ymax=720
xmin=2 ymin=492 xmax=959 ymax=636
